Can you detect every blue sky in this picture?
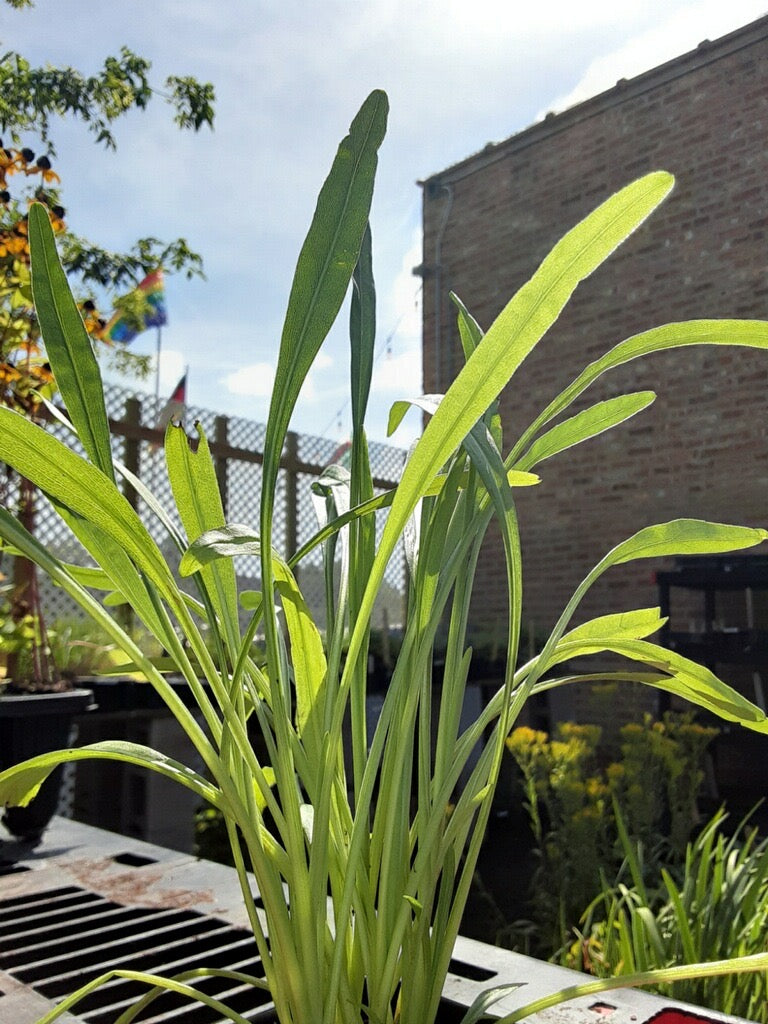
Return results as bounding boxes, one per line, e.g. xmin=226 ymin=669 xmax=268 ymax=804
xmin=5 ymin=0 xmax=767 ymax=446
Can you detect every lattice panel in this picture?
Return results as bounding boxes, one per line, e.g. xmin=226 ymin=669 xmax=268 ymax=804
xmin=228 ymin=412 xmax=267 ymax=452
xmin=4 ymin=381 xmax=406 ymax=647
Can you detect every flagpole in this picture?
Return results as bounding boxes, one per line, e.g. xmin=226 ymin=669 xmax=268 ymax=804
xmin=155 ymin=325 xmax=162 ymax=399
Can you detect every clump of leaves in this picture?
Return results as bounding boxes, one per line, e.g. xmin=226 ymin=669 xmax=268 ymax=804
xmin=507 ymin=713 xmax=718 ymax=955
xmin=566 ymin=806 xmax=768 ymax=1022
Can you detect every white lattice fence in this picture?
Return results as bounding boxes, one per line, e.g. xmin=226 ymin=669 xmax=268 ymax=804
xmin=3 ymin=383 xmax=407 ymax=638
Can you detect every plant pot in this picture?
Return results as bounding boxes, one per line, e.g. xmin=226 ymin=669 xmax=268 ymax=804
xmin=0 ymin=688 xmax=94 ymax=845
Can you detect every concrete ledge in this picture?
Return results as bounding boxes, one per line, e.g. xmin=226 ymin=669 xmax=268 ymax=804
xmin=0 ymin=818 xmax=752 ymax=1024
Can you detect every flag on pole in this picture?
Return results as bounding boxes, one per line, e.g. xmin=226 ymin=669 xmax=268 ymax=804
xmin=329 ymin=439 xmax=352 ymax=468
xmin=155 ymin=372 xmax=187 ymax=434
xmin=101 ymin=269 xmax=168 ymax=344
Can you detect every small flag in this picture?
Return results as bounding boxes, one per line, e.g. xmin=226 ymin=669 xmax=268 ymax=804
xmin=155 ymin=372 xmax=187 ymax=434
xmin=101 ymin=269 xmax=168 ymax=344
xmin=329 ymin=439 xmax=352 ymax=468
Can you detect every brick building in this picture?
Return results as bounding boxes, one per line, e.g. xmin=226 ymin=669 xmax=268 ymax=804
xmin=419 ymin=15 xmax=768 ymax=698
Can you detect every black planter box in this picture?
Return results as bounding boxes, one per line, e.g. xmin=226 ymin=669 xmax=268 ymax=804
xmin=0 ymin=688 xmax=93 ymax=843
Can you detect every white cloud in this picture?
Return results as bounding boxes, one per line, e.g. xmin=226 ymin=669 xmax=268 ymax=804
xmin=314 ymin=352 xmax=334 ymax=371
xmin=390 ymin=231 xmax=423 ymax=346
xmin=223 ymin=362 xmax=275 ymax=398
xmin=158 ymin=348 xmax=186 ymax=393
xmin=372 ymin=348 xmax=422 ymax=396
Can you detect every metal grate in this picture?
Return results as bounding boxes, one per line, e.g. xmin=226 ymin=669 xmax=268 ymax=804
xmin=0 ymin=884 xmax=274 ymax=1023
xmin=0 ymin=820 xmax=741 ymax=1024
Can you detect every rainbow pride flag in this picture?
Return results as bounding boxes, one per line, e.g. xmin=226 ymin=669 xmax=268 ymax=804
xmin=101 ymin=269 xmax=167 ymax=344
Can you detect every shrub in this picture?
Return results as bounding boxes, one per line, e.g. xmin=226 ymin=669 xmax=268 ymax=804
xmin=506 ymin=712 xmax=718 ymax=954
xmin=566 ymin=806 xmax=768 ymax=1022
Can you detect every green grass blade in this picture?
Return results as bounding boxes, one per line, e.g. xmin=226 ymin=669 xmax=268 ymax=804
xmin=28 ymin=202 xmax=114 ymax=481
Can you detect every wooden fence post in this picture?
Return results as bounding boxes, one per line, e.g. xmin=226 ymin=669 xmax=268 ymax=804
xmin=214 ymin=415 xmax=229 ymax=515
xmin=284 ymin=431 xmax=299 ymax=561
xmin=123 ymin=397 xmax=141 ymax=511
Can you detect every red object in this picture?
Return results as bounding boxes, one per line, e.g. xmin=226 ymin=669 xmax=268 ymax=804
xmin=646 ymin=1011 xmax=720 ymax=1024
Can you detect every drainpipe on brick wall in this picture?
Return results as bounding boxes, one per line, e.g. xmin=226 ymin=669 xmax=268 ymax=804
xmin=433 ymin=183 xmax=453 ymax=393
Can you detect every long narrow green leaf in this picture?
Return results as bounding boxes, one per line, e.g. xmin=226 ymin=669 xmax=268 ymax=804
xmin=262 ymin=90 xmax=388 ymax=529
xmin=54 ymin=505 xmax=170 ymax=642
xmin=549 ymin=636 xmax=768 ymax=728
xmin=0 ymin=408 xmax=177 ymax=595
xmin=274 ymin=570 xmax=327 ymax=738
xmin=365 ymin=173 xmax=674 ymax=656
xmin=0 ymin=741 xmax=222 ymax=809
xmin=180 ymin=523 xmax=262 ymax=574
xmin=607 ymin=519 xmax=768 ymax=565
xmin=451 ymin=293 xmax=502 ymax=444
xmin=30 ymin=968 xmax=253 ymax=1024
xmin=514 ymin=391 xmax=655 ymax=471
xmin=28 ymin=202 xmax=114 ymax=481
xmin=543 ymin=519 xmax=768 ymax=670
xmin=496 ymin=953 xmax=768 ymax=1024
xmin=512 ymin=319 xmax=768 ymax=463
xmin=0 ymin=504 xmax=222 ymax=765
xmin=350 ymin=221 xmax=375 ymax=432
xmin=165 ymin=423 xmax=240 ymax=650
xmin=561 ymin=608 xmax=667 ymax=644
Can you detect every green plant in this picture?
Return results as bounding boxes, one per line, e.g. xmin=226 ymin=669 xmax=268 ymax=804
xmin=2 ymin=90 xmax=768 ymax=1024
xmin=611 ymin=712 xmax=718 ymax=858
xmin=565 ymin=806 xmax=768 ymax=1022
xmin=507 ymin=723 xmax=610 ymax=953
xmin=507 ymin=714 xmax=718 ymax=956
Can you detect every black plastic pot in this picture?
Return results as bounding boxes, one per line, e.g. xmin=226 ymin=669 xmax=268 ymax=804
xmin=0 ymin=688 xmax=93 ymax=845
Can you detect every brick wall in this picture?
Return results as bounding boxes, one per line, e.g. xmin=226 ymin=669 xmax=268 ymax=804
xmin=420 ymin=17 xmax=768 ymax=708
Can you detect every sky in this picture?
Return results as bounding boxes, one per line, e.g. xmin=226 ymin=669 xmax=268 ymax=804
xmin=4 ymin=0 xmax=768 ymax=447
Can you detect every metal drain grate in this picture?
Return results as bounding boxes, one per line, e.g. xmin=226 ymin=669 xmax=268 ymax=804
xmin=0 ymin=864 xmax=29 ymax=877
xmin=0 ymin=820 xmax=745 ymax=1024
xmin=0 ymin=884 xmax=274 ymax=1023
